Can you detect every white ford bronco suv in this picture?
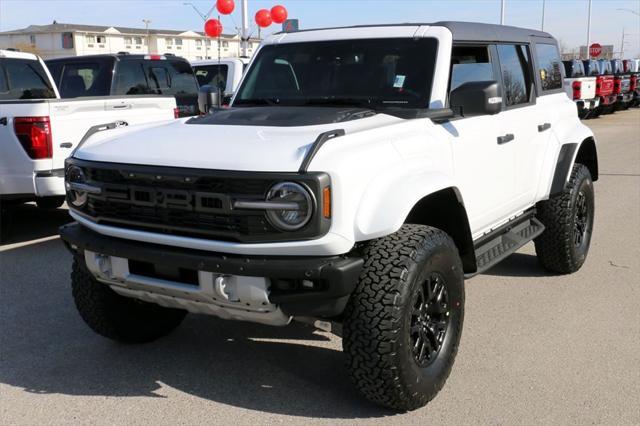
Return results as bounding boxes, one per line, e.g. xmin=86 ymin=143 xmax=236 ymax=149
xmin=59 ymin=22 xmax=598 ymax=411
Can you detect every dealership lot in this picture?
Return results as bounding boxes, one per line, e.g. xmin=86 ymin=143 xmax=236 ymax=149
xmin=1 ymin=110 xmax=638 ymax=425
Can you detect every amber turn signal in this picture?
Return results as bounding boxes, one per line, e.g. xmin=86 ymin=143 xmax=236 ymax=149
xmin=322 ymin=186 xmax=331 ymax=218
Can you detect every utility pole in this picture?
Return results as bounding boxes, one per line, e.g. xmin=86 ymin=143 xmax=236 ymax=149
xmin=541 ymin=0 xmax=546 ymax=31
xmin=241 ymin=0 xmax=249 ymax=57
xmin=620 ymin=27 xmax=628 ymax=59
xmin=500 ymin=0 xmax=506 ymax=25
xmin=586 ymin=0 xmax=592 ymax=59
xmin=142 ymin=19 xmax=151 ymax=54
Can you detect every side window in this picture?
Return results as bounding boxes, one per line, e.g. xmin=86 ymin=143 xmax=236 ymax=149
xmin=535 ymin=44 xmax=563 ymax=90
xmin=113 ymin=60 xmax=151 ymax=95
xmin=194 ymin=64 xmax=229 ymax=90
xmin=58 ymin=62 xmax=111 ymax=98
xmin=1 ymin=58 xmax=56 ymax=100
xmin=496 ymin=44 xmax=533 ymax=107
xmin=449 ymin=45 xmax=495 ymax=92
xmin=0 ymin=64 xmax=8 ymax=93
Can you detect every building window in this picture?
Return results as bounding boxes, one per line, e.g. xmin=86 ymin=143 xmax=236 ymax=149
xmin=222 ymin=41 xmax=229 ymax=48
xmin=175 ymin=38 xmax=183 ymax=50
xmin=96 ymin=35 xmax=106 ymax=44
xmin=124 ymin=37 xmax=132 ymax=47
xmin=86 ymin=34 xmax=95 ymax=46
xmin=205 ymin=39 xmax=211 ymax=46
xmin=165 ymin=38 xmax=173 ymax=46
xmin=29 ymin=34 xmax=36 ymax=46
xmin=62 ymin=32 xmax=74 ymax=49
xmin=195 ymin=39 xmax=202 ymax=50
xmin=134 ymin=36 xmax=143 ymax=45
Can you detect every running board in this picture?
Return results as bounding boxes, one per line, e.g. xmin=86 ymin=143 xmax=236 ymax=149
xmin=466 ymin=212 xmax=545 ymax=278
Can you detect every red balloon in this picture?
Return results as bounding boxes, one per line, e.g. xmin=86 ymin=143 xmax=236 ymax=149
xmin=270 ymin=5 xmax=288 ymax=24
xmin=216 ymin=0 xmax=235 ymax=15
xmin=204 ymin=19 xmax=223 ymax=37
xmin=255 ymin=9 xmax=272 ymax=28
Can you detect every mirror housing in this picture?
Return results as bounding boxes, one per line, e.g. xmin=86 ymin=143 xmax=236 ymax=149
xmin=198 ymin=85 xmax=221 ymax=115
xmin=449 ymin=81 xmax=502 ymax=118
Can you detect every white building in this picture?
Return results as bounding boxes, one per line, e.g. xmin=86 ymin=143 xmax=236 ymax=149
xmin=0 ymin=22 xmax=261 ymax=60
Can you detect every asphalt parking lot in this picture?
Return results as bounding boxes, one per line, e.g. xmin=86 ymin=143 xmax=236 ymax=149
xmin=1 ymin=109 xmax=639 ymax=425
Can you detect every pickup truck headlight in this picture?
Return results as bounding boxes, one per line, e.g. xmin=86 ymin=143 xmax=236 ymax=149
xmin=65 ymin=165 xmax=88 ymax=208
xmin=265 ymin=182 xmax=314 ymax=231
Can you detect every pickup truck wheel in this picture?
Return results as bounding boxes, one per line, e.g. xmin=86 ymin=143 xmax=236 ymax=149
xmin=71 ymin=258 xmax=187 ymax=343
xmin=343 ymin=224 xmax=464 ymax=411
xmin=36 ymin=196 xmax=65 ymax=209
xmin=535 ymin=163 xmax=594 ymax=274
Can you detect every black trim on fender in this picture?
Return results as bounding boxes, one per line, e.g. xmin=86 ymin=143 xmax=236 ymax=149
xmin=59 ymin=222 xmax=363 ymax=318
xmin=299 ymin=129 xmax=345 ymax=173
xmin=550 ymin=143 xmax=578 ymax=196
xmin=71 ymin=121 xmax=129 ymax=157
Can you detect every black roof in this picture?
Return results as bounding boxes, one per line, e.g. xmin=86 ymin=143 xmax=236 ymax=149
xmin=45 ymin=53 xmax=189 ymax=63
xmin=277 ymin=21 xmax=556 ymax=44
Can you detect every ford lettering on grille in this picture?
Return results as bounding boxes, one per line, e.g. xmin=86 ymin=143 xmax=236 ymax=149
xmin=104 ymin=185 xmax=231 ymax=213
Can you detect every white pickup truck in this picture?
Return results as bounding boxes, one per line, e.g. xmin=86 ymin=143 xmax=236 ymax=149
xmin=191 ymin=58 xmax=249 ymax=105
xmin=0 ymin=49 xmax=178 ymax=208
xmin=562 ymin=59 xmax=598 ymax=119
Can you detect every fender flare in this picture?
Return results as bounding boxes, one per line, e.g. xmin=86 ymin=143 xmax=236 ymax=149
xmin=353 ymin=170 xmax=460 ymax=241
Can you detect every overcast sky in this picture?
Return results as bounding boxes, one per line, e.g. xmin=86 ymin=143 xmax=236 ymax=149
xmin=1 ymin=0 xmax=639 ymax=56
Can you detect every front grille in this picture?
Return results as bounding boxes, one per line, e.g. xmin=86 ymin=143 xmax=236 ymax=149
xmin=69 ymin=159 xmax=330 ymax=243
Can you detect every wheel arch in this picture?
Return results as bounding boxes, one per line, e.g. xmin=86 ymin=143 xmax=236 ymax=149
xmin=549 ymin=136 xmax=599 ymax=196
xmin=404 ymin=187 xmax=477 ymax=273
xmin=575 ymin=137 xmax=598 ymax=181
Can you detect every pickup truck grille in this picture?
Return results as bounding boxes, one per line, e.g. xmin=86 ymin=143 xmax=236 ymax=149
xmin=69 ymin=160 xmax=330 ymax=243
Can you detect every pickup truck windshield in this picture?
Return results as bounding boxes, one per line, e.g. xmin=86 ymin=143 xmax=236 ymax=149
xmin=234 ymin=38 xmax=438 ymax=109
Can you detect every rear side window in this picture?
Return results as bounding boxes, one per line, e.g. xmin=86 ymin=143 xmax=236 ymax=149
xmin=450 ymin=46 xmax=495 ymax=91
xmin=147 ymin=66 xmax=170 ymax=92
xmin=194 ymin=64 xmax=229 ymax=90
xmin=535 ymin=44 xmax=563 ymax=91
xmin=496 ymin=44 xmax=533 ymax=107
xmin=563 ymin=60 xmax=585 ymax=78
xmin=0 ymin=58 xmax=56 ymax=100
xmin=113 ymin=60 xmax=152 ymax=95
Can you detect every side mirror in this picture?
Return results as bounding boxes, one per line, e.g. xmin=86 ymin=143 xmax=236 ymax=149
xmin=198 ymin=85 xmax=221 ymax=115
xmin=450 ymin=81 xmax=502 ymax=118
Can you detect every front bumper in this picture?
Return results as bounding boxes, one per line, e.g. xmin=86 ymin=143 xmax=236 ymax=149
xmin=60 ymin=222 xmax=364 ymax=319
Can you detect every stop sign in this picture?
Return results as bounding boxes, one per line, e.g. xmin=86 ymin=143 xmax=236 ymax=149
xmin=589 ymin=43 xmax=602 ymax=58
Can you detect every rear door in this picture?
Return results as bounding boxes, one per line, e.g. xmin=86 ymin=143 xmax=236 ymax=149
xmin=493 ymin=43 xmax=543 ymax=212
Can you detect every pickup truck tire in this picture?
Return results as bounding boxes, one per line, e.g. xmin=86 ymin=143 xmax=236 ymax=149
xmin=36 ymin=196 xmax=65 ymax=209
xmin=71 ymin=258 xmax=187 ymax=343
xmin=342 ymin=224 xmax=464 ymax=411
xmin=535 ymin=163 xmax=594 ymax=274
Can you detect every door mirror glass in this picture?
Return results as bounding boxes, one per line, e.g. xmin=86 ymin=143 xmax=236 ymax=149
xmin=449 ymin=80 xmax=501 ymax=117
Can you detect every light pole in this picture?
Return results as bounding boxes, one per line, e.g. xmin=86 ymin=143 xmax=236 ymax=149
xmin=616 ymin=8 xmax=640 ymax=17
xmin=183 ymin=2 xmax=217 ymax=59
xmin=541 ymin=0 xmax=546 ymax=31
xmin=241 ymin=0 xmax=249 ymax=57
xmin=142 ymin=19 xmax=151 ymax=54
xmin=586 ymin=0 xmax=592 ymax=59
xmin=500 ymin=0 xmax=506 ymax=25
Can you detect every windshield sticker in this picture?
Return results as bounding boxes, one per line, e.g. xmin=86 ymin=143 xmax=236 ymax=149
xmin=393 ymin=75 xmax=406 ymax=88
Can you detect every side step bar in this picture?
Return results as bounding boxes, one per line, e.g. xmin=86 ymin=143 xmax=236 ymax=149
xmin=466 ymin=210 xmax=545 ymax=278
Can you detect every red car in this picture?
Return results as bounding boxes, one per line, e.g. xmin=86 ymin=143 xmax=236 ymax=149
xmin=585 ymin=59 xmax=615 ymax=116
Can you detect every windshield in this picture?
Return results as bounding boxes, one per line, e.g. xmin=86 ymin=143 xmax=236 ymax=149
xmin=234 ymin=38 xmax=438 ymax=109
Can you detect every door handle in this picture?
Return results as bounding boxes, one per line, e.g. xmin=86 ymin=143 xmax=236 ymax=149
xmin=497 ymin=134 xmax=515 ymax=145
xmin=0 ymin=117 xmax=7 ymax=126
xmin=538 ymin=123 xmax=551 ymax=132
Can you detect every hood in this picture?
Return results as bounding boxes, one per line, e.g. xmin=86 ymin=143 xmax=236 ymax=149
xmin=74 ymin=107 xmax=403 ymax=172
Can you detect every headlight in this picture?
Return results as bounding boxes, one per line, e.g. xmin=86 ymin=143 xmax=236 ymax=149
xmin=265 ymin=182 xmax=314 ymax=231
xmin=65 ymin=165 xmax=88 ymax=208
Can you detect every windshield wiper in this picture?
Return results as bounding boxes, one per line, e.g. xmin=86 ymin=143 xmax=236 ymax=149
xmin=234 ymin=98 xmax=280 ymax=106
xmin=302 ymin=98 xmax=378 ymax=110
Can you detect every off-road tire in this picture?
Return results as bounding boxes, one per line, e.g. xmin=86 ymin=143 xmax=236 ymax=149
xmin=71 ymin=258 xmax=187 ymax=343
xmin=343 ymin=225 xmax=465 ymax=411
xmin=535 ymin=163 xmax=594 ymax=274
xmin=36 ymin=196 xmax=65 ymax=209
